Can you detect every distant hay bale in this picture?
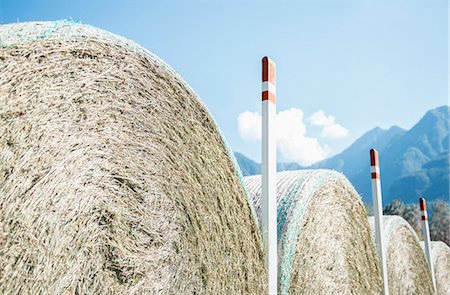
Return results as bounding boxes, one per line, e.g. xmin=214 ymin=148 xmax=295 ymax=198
xmin=244 ymin=170 xmax=382 ymax=295
xmin=420 ymin=241 xmax=450 ymax=295
xmin=0 ymin=21 xmax=266 ymax=294
xmin=368 ymin=215 xmax=434 ymax=295
xmin=429 ymin=241 xmax=450 ymax=295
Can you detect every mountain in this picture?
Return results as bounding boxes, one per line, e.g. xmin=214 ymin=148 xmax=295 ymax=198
xmin=277 ymin=162 xmax=303 ymax=171
xmin=235 ymin=106 xmax=449 ymax=205
xmin=317 ymin=106 xmax=449 ymax=203
xmin=382 ymin=106 xmax=450 ymax=190
xmin=234 ymin=152 xmax=260 ymax=176
xmin=234 ymin=152 xmax=303 ymax=176
xmin=310 ymin=125 xmax=406 ymax=202
xmin=388 ymin=153 xmax=449 ymax=203
xmin=311 ymin=126 xmax=406 ymax=177
xmin=314 ymin=106 xmax=449 ymax=203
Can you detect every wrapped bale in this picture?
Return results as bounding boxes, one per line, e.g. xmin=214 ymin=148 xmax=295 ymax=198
xmin=244 ymin=170 xmax=382 ymax=295
xmin=0 ymin=222 xmax=4 ymax=247
xmin=420 ymin=241 xmax=450 ymax=295
xmin=368 ymin=215 xmax=434 ymax=295
xmin=0 ymin=21 xmax=266 ymax=294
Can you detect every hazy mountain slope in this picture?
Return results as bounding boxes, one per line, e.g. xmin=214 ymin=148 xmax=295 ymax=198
xmin=235 ymin=106 xmax=449 ymax=205
xmin=311 ymin=126 xmax=405 ymax=176
xmin=382 ymin=106 xmax=450 ymax=191
xmin=234 ymin=152 xmax=303 ymax=176
xmin=389 ymin=153 xmax=449 ymax=203
xmin=234 ymin=152 xmax=260 ymax=176
xmin=326 ymin=106 xmax=449 ymax=203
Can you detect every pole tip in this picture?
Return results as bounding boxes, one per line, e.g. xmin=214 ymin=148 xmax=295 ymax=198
xmin=420 ymin=197 xmax=426 ymax=211
xmin=370 ymin=149 xmax=379 ymax=166
xmin=262 ymin=56 xmax=276 ymax=84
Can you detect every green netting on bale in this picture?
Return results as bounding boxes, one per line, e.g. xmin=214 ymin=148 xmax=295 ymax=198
xmin=245 ymin=170 xmax=382 ymax=295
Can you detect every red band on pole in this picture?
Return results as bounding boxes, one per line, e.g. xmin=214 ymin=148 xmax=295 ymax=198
xmin=420 ymin=197 xmax=426 ymax=211
xmin=262 ymin=91 xmax=276 ymax=103
xmin=370 ymin=149 xmax=379 ymax=167
xmin=422 ymin=215 xmax=428 ymax=221
xmin=371 ymin=172 xmax=380 ymax=179
xmin=262 ymin=56 xmax=276 ymax=84
xmin=262 ymin=56 xmax=276 ymax=103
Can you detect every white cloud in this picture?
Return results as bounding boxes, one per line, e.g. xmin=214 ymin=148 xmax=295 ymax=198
xmin=308 ymin=110 xmax=335 ymax=126
xmin=237 ymin=111 xmax=261 ymax=141
xmin=308 ymin=110 xmax=349 ymax=139
xmin=237 ymin=108 xmax=330 ymax=166
xmin=276 ymin=108 xmax=330 ymax=165
xmin=321 ymin=124 xmax=349 ymax=139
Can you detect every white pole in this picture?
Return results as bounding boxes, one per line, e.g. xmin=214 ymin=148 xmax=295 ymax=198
xmin=420 ymin=197 xmax=436 ymax=293
xmin=370 ymin=148 xmax=389 ymax=295
xmin=262 ymin=56 xmax=277 ymax=295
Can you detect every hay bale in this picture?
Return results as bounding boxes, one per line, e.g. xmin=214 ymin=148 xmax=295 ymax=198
xmin=0 ymin=21 xmax=266 ymax=294
xmin=420 ymin=241 xmax=450 ymax=295
xmin=429 ymin=241 xmax=450 ymax=295
xmin=244 ymin=170 xmax=382 ymax=294
xmin=0 ymin=222 xmax=5 ymax=247
xmin=368 ymin=215 xmax=434 ymax=294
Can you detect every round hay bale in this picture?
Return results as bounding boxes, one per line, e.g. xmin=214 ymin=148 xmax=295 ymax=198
xmin=368 ymin=215 xmax=434 ymax=295
xmin=420 ymin=241 xmax=450 ymax=295
xmin=0 ymin=221 xmax=5 ymax=247
xmin=0 ymin=21 xmax=266 ymax=294
xmin=244 ymin=170 xmax=382 ymax=295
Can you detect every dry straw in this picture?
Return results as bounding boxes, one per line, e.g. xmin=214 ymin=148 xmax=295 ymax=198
xmin=0 ymin=21 xmax=267 ymax=294
xmin=420 ymin=241 xmax=450 ymax=295
xmin=368 ymin=215 xmax=434 ymax=295
xmin=244 ymin=170 xmax=382 ymax=295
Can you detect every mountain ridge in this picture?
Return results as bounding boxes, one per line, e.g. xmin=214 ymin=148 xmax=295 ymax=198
xmin=235 ymin=105 xmax=449 ymax=205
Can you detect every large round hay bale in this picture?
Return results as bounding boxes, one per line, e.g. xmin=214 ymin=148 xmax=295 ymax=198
xmin=244 ymin=170 xmax=382 ymax=295
xmin=368 ymin=215 xmax=434 ymax=295
xmin=420 ymin=241 xmax=450 ymax=295
xmin=0 ymin=21 xmax=266 ymax=294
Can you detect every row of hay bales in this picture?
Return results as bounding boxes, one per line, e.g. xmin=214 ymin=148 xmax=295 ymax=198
xmin=0 ymin=21 xmax=448 ymax=294
xmin=244 ymin=170 xmax=382 ymax=294
xmin=368 ymin=216 xmax=436 ymax=294
xmin=246 ymin=172 xmax=449 ymax=295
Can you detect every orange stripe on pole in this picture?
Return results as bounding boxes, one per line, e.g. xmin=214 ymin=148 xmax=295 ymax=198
xmin=262 ymin=91 xmax=276 ymax=103
xmin=420 ymin=196 xmax=436 ymax=291
xmin=420 ymin=197 xmax=427 ymax=211
xmin=370 ymin=148 xmax=379 ymax=167
xmin=420 ymin=198 xmax=428 ymax=220
xmin=369 ymin=147 xmax=389 ymax=294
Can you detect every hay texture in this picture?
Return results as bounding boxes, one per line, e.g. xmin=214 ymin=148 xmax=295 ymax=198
xmin=368 ymin=215 xmax=434 ymax=295
xmin=244 ymin=170 xmax=382 ymax=295
xmin=0 ymin=21 xmax=266 ymax=294
xmin=421 ymin=241 xmax=450 ymax=295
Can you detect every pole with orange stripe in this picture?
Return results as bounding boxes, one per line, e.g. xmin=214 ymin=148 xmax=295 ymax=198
xmin=419 ymin=197 xmax=436 ymax=292
xmin=262 ymin=56 xmax=277 ymax=295
xmin=370 ymin=149 xmax=389 ymax=295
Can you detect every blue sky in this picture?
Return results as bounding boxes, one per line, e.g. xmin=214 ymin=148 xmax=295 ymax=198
xmin=1 ymin=0 xmax=447 ymax=164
